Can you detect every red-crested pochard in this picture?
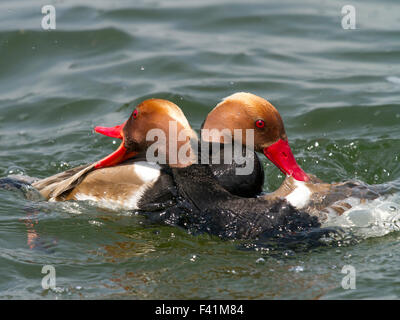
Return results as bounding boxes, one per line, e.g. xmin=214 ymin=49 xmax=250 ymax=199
xmin=201 ymin=92 xmax=383 ymax=221
xmin=30 ymin=99 xmax=196 ymax=209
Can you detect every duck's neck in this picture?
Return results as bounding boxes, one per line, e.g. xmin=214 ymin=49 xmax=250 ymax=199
xmin=167 ymin=132 xmax=198 ymax=168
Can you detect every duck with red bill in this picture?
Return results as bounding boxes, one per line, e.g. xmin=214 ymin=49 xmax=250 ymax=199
xmin=264 ymin=138 xmax=309 ymax=182
xmin=94 ymin=121 xmax=137 ymax=169
xmin=201 ymin=92 xmax=310 ymax=182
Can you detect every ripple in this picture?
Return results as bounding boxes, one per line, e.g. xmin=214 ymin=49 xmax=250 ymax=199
xmin=387 ymin=76 xmax=400 ymax=85
xmin=1 ymin=0 xmax=400 ymax=300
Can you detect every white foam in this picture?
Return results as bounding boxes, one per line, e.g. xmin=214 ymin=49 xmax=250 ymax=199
xmin=324 ymin=194 xmax=400 ymax=239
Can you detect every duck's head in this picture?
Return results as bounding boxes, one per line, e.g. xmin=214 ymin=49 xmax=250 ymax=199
xmin=94 ymin=99 xmax=197 ymax=169
xmin=201 ymin=92 xmax=309 ymax=181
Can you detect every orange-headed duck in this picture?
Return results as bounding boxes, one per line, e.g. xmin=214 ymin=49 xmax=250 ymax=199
xmin=201 ymin=92 xmax=384 ymax=221
xmin=31 ymin=99 xmax=194 ymax=210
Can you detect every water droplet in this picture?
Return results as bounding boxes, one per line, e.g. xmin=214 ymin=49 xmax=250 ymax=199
xmin=51 ymin=286 xmax=65 ymax=294
xmin=140 ymin=66 xmax=145 ymax=71
xmin=283 ymin=250 xmax=295 ymax=257
xmin=7 ymin=166 xmax=26 ymax=176
xmin=256 ymin=257 xmax=265 ymax=264
xmin=60 ymin=161 xmax=68 ymax=168
xmin=89 ymin=220 xmax=103 ymax=227
xmin=289 ymin=266 xmax=304 ymax=272
xmin=314 ymin=142 xmax=319 ymax=147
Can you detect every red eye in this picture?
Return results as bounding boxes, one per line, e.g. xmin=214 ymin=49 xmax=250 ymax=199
xmin=132 ymin=109 xmax=138 ymax=119
xmin=255 ymin=119 xmax=265 ymax=128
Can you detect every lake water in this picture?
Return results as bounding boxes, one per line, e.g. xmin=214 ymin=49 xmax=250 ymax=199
xmin=0 ymin=0 xmax=400 ymax=299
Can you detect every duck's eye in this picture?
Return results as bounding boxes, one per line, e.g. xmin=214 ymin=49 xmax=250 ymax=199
xmin=255 ymin=119 xmax=265 ymax=128
xmin=132 ymin=109 xmax=138 ymax=119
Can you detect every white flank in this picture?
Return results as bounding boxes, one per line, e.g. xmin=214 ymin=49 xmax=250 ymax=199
xmin=132 ymin=161 xmax=161 ymax=183
xmin=74 ymin=184 xmax=149 ymax=211
xmin=74 ymin=161 xmax=162 ymax=210
xmin=285 ymin=180 xmax=312 ymax=209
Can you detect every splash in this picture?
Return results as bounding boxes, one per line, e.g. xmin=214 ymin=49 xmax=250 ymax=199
xmin=324 ymin=194 xmax=400 ymax=239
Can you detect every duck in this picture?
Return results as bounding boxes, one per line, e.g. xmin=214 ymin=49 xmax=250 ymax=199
xmin=28 ymin=98 xmax=263 ymax=210
xmin=200 ymin=92 xmax=385 ymax=221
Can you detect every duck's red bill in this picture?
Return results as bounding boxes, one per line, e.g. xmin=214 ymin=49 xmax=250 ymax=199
xmin=94 ymin=121 xmax=137 ymax=169
xmin=94 ymin=121 xmax=126 ymax=139
xmin=263 ymin=139 xmax=310 ymax=182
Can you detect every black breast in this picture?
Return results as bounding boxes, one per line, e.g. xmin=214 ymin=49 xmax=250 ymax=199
xmin=200 ymin=142 xmax=264 ymax=197
xmin=147 ymin=164 xmax=320 ymax=240
xmin=138 ymin=143 xmax=264 ymax=210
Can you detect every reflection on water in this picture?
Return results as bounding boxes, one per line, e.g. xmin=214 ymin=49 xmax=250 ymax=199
xmin=20 ymin=208 xmax=40 ymax=250
xmin=94 ymin=241 xmax=156 ymax=263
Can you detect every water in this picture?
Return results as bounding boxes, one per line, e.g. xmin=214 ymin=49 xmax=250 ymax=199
xmin=1 ymin=0 xmax=400 ymax=299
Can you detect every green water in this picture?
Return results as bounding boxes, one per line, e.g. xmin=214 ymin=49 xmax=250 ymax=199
xmin=1 ymin=0 xmax=400 ymax=299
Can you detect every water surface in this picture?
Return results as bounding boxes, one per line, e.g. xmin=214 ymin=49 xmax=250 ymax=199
xmin=0 ymin=0 xmax=400 ymax=299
